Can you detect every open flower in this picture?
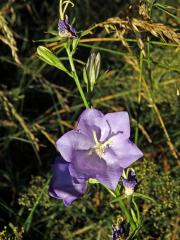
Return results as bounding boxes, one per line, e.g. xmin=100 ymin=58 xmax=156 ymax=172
xmin=56 ymin=108 xmax=143 ymax=190
xmin=49 ymin=156 xmax=86 ymax=206
xmin=122 ymin=169 xmax=137 ymax=196
xmin=58 ymin=15 xmax=77 ymax=38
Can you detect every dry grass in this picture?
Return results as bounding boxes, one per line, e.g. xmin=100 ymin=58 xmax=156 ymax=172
xmin=0 ymin=7 xmax=20 ymax=64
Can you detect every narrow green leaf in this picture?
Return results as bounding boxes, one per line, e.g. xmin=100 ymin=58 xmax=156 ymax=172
xmin=23 ymin=177 xmax=51 ymax=232
xmin=37 ymin=46 xmax=69 ymax=73
xmin=72 ymin=38 xmax=80 ymax=52
xmin=130 ymin=208 xmax=138 ymax=224
xmin=109 ymin=195 xmax=126 ymax=203
xmin=155 ymin=4 xmax=180 ymax=22
xmin=132 ymin=197 xmax=141 ymax=225
xmin=133 ymin=193 xmax=156 ymax=203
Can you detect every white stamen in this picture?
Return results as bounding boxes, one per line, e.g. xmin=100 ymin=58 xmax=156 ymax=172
xmin=90 ymin=131 xmax=112 ymax=158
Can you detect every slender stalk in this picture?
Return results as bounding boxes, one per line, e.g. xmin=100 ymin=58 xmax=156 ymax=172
xmin=135 ymin=50 xmax=143 ymax=144
xmin=59 ymin=0 xmax=63 ymax=19
xmin=65 ymin=46 xmax=89 ymax=108
xmin=115 ymin=189 xmax=136 ymax=232
xmin=102 ymin=184 xmax=117 ymax=197
xmin=62 ymin=1 xmax=75 ymax=18
xmin=103 ymin=184 xmax=136 ymax=232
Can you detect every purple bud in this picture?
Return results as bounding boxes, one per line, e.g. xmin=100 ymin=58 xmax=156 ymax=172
xmin=58 ymin=15 xmax=77 ymax=38
xmin=122 ymin=170 xmax=137 ymax=196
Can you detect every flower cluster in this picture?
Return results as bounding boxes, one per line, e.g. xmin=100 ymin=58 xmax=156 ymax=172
xmin=49 ymin=108 xmax=143 ymax=205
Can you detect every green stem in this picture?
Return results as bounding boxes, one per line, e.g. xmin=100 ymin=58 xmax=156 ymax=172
xmin=135 ymin=50 xmax=143 ymax=144
xmin=102 ymin=183 xmax=117 ymax=197
xmin=115 ymin=189 xmax=136 ymax=232
xmin=59 ymin=0 xmax=63 ymax=19
xmin=66 ymin=46 xmax=89 ymax=108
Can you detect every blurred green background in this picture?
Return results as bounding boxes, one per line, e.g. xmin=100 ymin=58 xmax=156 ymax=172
xmin=0 ymin=0 xmax=179 ymax=239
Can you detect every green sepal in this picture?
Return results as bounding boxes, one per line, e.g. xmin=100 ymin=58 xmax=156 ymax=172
xmin=88 ymin=178 xmax=100 ymax=184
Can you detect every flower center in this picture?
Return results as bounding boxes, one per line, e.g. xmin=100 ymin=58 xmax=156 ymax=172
xmin=89 ymin=131 xmax=112 ymax=158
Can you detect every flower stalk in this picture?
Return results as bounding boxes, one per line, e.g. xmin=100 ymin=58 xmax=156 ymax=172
xmin=65 ymin=44 xmax=89 ymax=108
xmin=115 ymin=188 xmax=137 ymax=232
xmin=59 ymin=0 xmax=63 ymax=19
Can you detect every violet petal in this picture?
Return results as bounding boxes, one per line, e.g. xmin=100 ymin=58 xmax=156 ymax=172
xmin=56 ymin=130 xmax=93 ymax=162
xmin=69 ymin=150 xmax=107 ymax=179
xmin=77 ymin=108 xmax=109 ymax=141
xmin=69 ymin=150 xmax=123 ymax=190
xmin=104 ymin=134 xmax=143 ymax=168
xmin=104 ymin=111 xmax=130 ymax=138
xmin=49 ymin=156 xmax=86 ymax=206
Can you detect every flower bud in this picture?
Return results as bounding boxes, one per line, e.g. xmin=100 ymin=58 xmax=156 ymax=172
xmin=122 ymin=169 xmax=137 ymax=196
xmin=83 ymin=52 xmax=101 ymax=92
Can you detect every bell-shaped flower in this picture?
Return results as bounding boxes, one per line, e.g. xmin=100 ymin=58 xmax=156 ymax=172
xmin=49 ymin=156 xmax=86 ymax=206
xmin=58 ymin=15 xmax=77 ymax=38
xmin=56 ymin=108 xmax=143 ymax=190
xmin=122 ymin=169 xmax=137 ymax=196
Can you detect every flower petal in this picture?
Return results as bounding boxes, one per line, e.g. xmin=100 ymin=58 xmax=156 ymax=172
xmin=69 ymin=150 xmax=107 ymax=179
xmin=56 ymin=130 xmax=93 ymax=162
xmin=104 ymin=134 xmax=143 ymax=169
xmin=77 ymin=108 xmax=104 ymax=125
xmin=69 ymin=150 xmax=122 ymax=190
xmin=77 ymin=108 xmax=109 ymax=141
xmin=96 ymin=164 xmax=123 ymax=190
xmin=104 ymin=112 xmax=130 ymax=138
xmin=49 ymin=156 xmax=86 ymax=206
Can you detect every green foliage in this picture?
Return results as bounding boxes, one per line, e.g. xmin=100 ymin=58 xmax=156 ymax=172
xmin=18 ymin=176 xmax=50 ymax=211
xmin=136 ymin=159 xmax=180 ymax=238
xmin=15 ymin=160 xmax=180 ymax=239
xmin=0 ymin=224 xmax=23 ymax=240
xmin=0 ymin=0 xmax=179 ymax=239
xmin=18 ymin=176 xmax=115 ymax=240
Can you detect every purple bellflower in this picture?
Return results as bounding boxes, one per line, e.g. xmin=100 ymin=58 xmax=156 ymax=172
xmin=56 ymin=109 xmax=143 ymax=189
xmin=58 ymin=15 xmax=77 ymax=38
xmin=49 ymin=108 xmax=143 ymax=205
xmin=122 ymin=170 xmax=137 ymax=196
xmin=49 ymin=156 xmax=86 ymax=206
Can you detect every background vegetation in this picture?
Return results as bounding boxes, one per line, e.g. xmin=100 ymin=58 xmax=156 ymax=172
xmin=0 ymin=0 xmax=179 ymax=239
